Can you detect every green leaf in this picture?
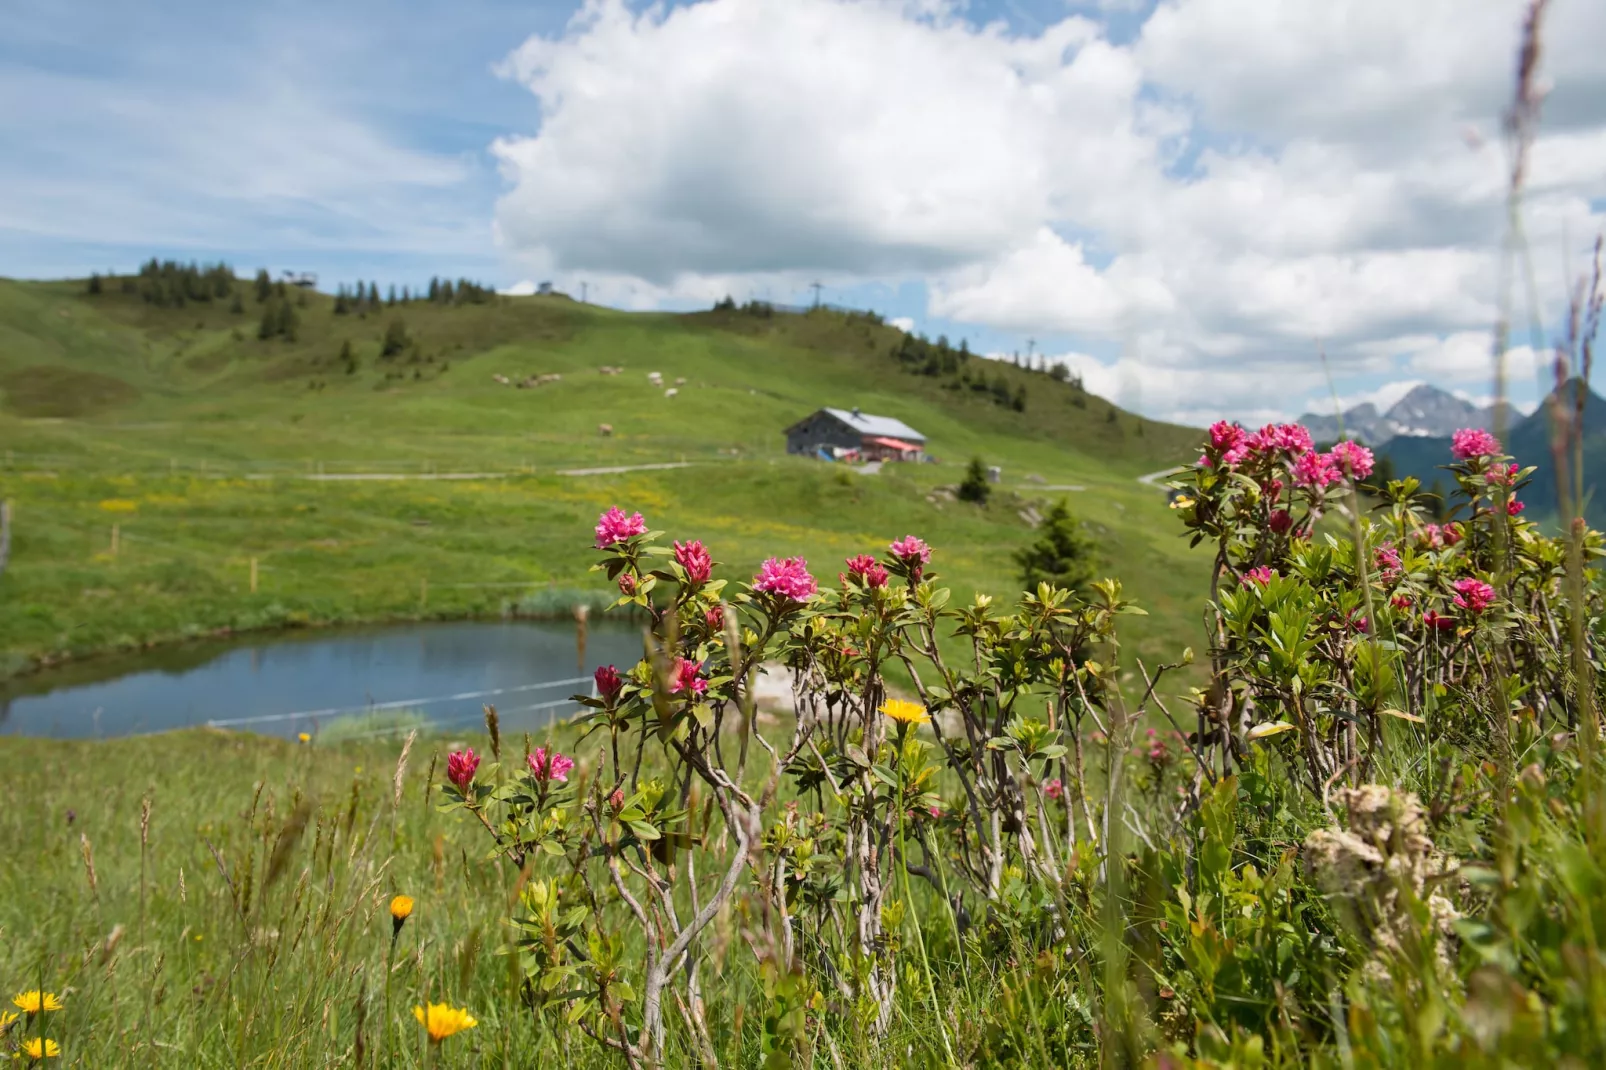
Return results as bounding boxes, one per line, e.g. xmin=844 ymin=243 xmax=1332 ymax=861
xmin=629 ymin=820 xmax=662 ymax=841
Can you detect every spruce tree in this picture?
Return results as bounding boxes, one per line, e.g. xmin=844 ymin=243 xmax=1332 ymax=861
xmin=87 ymin=273 xmax=103 ymax=295
xmin=254 ymin=269 xmax=272 ymax=303
xmin=957 ymin=457 xmax=991 ymax=504
xmin=278 ymin=300 xmax=299 ymax=340
xmin=381 ymin=317 xmax=408 ymax=357
xmin=258 ymin=301 xmax=279 ymax=339
xmin=1013 ymin=500 xmax=1096 ymax=594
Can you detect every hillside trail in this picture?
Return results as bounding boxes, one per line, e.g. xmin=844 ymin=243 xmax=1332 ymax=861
xmin=241 ymin=461 xmax=699 ymax=481
xmin=1137 ymin=465 xmax=1188 ymax=488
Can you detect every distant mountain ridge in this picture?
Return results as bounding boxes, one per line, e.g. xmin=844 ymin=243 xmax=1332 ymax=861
xmin=1371 ymin=380 xmax=1606 ymax=527
xmin=1297 ymin=384 xmax=1509 ymax=444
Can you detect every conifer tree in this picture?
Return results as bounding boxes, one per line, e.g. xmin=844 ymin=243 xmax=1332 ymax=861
xmin=1013 ymin=500 xmax=1096 ymax=594
xmin=958 ymin=457 xmax=991 ymax=504
xmin=381 ymin=317 xmax=409 ymax=357
xmin=254 ymin=269 xmax=272 ymax=303
xmin=278 ymin=300 xmax=300 ymax=340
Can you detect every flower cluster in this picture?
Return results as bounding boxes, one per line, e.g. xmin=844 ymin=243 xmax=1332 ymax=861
xmin=671 ymin=657 xmax=708 ymax=696
xmin=594 ymin=664 xmax=623 ymax=700
xmin=844 ymin=553 xmax=889 ymax=588
xmin=1451 ymin=427 xmax=1501 ymax=460
xmin=673 ymin=540 xmax=712 ymax=585
xmin=594 ymin=507 xmax=647 ymax=549
xmin=1452 ymin=578 xmax=1497 ymax=615
xmin=1241 ymin=566 xmax=1275 ymax=587
xmin=753 ymin=557 xmax=817 ymax=602
xmin=447 ymin=748 xmax=479 ymax=791
xmin=528 ymin=747 xmax=575 ymax=783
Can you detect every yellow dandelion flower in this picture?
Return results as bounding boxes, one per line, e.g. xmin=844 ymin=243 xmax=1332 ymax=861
xmin=1168 ymin=495 xmax=1194 ymax=510
xmin=11 ymin=992 xmax=62 ymax=1015
xmin=390 ymin=894 xmax=415 ymax=935
xmin=23 ymin=1037 xmax=60 ymax=1059
xmin=297 ymin=732 xmax=311 ymax=743
xmin=0 ymin=1010 xmax=16 ymax=1029
xmin=880 ymin=699 xmax=929 ymax=725
xmin=414 ymin=1002 xmax=477 ymax=1043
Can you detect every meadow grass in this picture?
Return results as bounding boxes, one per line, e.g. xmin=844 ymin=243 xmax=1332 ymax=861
xmin=0 ymin=722 xmax=1017 ymax=1068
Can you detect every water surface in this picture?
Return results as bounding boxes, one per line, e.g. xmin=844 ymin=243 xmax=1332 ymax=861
xmin=0 ymin=620 xmax=644 ymax=740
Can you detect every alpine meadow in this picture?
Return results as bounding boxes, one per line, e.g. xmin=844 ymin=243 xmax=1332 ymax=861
xmin=3 ymin=1 xmax=1606 ymax=1068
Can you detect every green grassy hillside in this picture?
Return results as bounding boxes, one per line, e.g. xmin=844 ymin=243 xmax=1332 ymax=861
xmin=0 ymin=270 xmax=1209 ymax=679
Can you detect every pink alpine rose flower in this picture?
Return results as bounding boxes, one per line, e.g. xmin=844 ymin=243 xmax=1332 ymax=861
xmin=1329 ymin=440 xmax=1374 ymax=480
xmin=1044 ymin=778 xmax=1064 ymax=801
xmin=1452 ymin=578 xmax=1496 ymax=614
xmin=753 ymin=557 xmax=818 ymax=602
xmin=671 ymin=657 xmax=708 ymax=696
xmin=617 ymin=573 xmax=638 ymax=596
xmin=1268 ymin=509 xmax=1293 ymax=534
xmin=1247 ymin=423 xmax=1314 ymax=456
xmin=1241 ymin=566 xmax=1275 ymax=587
xmin=1486 ymin=463 xmax=1519 ymax=488
xmin=1418 ymin=524 xmax=1445 ymax=550
xmin=1507 ymin=498 xmax=1525 ymax=516
xmin=1451 ymin=428 xmax=1501 ymax=460
xmin=594 ymin=664 xmax=622 ymax=700
xmin=447 ymin=748 xmax=480 ymax=792
xmin=594 ymin=507 xmax=647 ymax=549
xmin=528 ymin=747 xmax=575 ymax=783
xmin=1292 ymin=450 xmax=1340 ymax=489
xmin=705 ymin=605 xmax=726 ymax=631
xmin=845 ymin=553 xmax=889 ymax=588
xmin=609 ymin=788 xmax=625 ymax=810
xmin=1423 ymin=609 xmax=1456 ymax=632
xmin=1208 ymin=420 xmax=1245 ymax=452
xmin=673 ymin=540 xmax=713 ymax=584
xmin=1375 ymin=542 xmax=1402 ymax=580
xmin=1443 ymin=523 xmax=1464 ymax=546
xmin=888 ymin=535 xmax=932 ymax=565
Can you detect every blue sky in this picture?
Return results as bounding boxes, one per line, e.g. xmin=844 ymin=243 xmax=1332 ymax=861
xmin=4 ymin=0 xmax=1603 ymax=426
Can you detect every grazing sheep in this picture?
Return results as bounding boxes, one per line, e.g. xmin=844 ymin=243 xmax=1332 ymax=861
xmin=492 ymin=374 xmax=510 ymax=385
xmin=675 ymin=377 xmax=687 ymax=386
xmin=598 ymin=423 xmax=614 ymax=436
xmin=647 ymin=371 xmax=664 ymax=386
xmin=665 ymin=388 xmax=679 ymax=398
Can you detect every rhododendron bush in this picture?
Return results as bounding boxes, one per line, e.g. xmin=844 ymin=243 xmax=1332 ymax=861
xmin=438 ymin=420 xmax=1606 ymax=1067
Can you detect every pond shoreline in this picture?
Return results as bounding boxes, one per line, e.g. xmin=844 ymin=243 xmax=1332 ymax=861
xmin=1 ymin=599 xmax=647 ymax=686
xmin=3 ymin=616 xmax=651 ymax=740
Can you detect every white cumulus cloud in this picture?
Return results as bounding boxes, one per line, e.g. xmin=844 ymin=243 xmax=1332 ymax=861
xmin=488 ymin=0 xmax=1606 ymax=426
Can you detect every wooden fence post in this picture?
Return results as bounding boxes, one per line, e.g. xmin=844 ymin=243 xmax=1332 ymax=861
xmin=0 ymin=500 xmax=11 ymax=579
xmin=111 ymin=523 xmax=120 ymax=557
xmin=250 ymin=557 xmax=258 ymax=593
